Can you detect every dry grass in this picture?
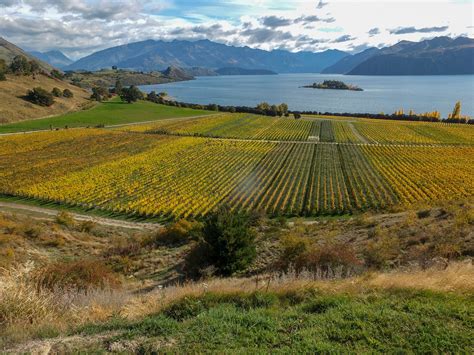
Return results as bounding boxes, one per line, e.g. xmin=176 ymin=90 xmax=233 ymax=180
xmin=0 ymin=73 xmax=90 ymax=123
xmin=120 ymin=260 xmax=474 ymax=320
xmin=0 ymin=259 xmax=472 ymax=348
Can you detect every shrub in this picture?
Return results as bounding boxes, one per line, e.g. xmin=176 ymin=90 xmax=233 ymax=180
xmin=33 ymin=260 xmax=120 ymax=292
xmin=276 ymin=234 xmax=311 ymax=272
xmin=51 ymin=87 xmax=63 ymax=97
xmin=78 ymin=220 xmax=96 ymax=233
xmin=150 ymin=219 xmax=201 ymax=247
xmin=55 ymin=211 xmax=75 ymax=228
xmin=297 ymin=243 xmax=361 ymax=277
xmin=62 ymin=88 xmax=74 ymax=98
xmin=50 ymin=69 xmax=64 ymax=80
xmin=185 ymin=207 xmax=256 ymax=277
xmin=364 ymin=230 xmax=401 ymax=269
xmin=0 ymin=58 xmax=6 ymax=80
xmin=276 ymin=234 xmax=361 ymax=278
xmin=120 ymin=85 xmax=144 ymax=103
xmin=26 ymin=87 xmax=54 ymax=107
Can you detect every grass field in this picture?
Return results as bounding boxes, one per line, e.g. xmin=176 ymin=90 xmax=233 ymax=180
xmin=0 ymin=99 xmax=213 ymax=133
xmin=1 ymin=128 xmax=472 ymax=219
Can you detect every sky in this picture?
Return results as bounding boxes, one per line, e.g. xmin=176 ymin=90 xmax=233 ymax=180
xmin=0 ymin=0 xmax=473 ymax=60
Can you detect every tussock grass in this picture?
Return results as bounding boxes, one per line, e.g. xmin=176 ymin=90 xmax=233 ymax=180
xmin=1 ymin=260 xmax=472 ymax=351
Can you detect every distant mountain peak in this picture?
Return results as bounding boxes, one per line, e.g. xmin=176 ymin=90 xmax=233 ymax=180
xmin=66 ymin=39 xmax=348 ymax=73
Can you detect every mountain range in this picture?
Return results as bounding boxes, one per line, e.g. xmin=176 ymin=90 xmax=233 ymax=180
xmin=65 ymin=39 xmax=348 ymax=73
xmin=324 ymin=36 xmax=474 ymax=75
xmin=2 ymin=36 xmax=473 ymax=76
xmin=29 ymin=50 xmax=73 ymax=69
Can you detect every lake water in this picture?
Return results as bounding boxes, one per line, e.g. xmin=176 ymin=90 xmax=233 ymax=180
xmin=140 ymin=74 xmax=474 ymax=117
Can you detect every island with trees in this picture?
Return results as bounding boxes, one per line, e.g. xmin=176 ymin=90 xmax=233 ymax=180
xmin=303 ymin=80 xmax=363 ymax=91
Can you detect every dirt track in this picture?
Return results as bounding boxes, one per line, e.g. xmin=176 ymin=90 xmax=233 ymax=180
xmin=0 ymin=201 xmax=162 ymax=231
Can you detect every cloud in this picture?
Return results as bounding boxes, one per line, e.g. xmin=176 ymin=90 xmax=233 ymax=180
xmin=261 ymin=16 xmax=292 ymax=28
xmin=332 ymin=35 xmax=356 ymax=43
xmin=389 ymin=26 xmax=449 ymax=35
xmin=368 ymin=27 xmax=380 ymax=37
xmin=295 ymin=15 xmax=335 ymax=24
xmin=240 ymin=27 xmax=295 ymax=44
xmin=317 ymin=0 xmax=329 ymax=9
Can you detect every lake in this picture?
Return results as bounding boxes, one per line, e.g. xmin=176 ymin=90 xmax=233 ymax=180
xmin=140 ymin=74 xmax=474 ymax=117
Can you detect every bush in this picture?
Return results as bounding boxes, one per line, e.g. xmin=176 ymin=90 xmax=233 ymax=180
xmin=0 ymin=58 xmax=6 ymax=81
xmin=62 ymin=88 xmax=74 ymax=98
xmin=185 ymin=207 xmax=256 ymax=277
xmin=276 ymin=234 xmax=361 ymax=278
xmin=26 ymin=87 xmax=54 ymax=107
xmin=50 ymin=69 xmax=64 ymax=80
xmin=120 ymin=85 xmax=144 ymax=103
xmin=55 ymin=211 xmax=75 ymax=228
xmin=33 ymin=260 xmax=120 ymax=292
xmin=149 ymin=219 xmax=200 ymax=247
xmin=51 ymin=87 xmax=62 ymax=97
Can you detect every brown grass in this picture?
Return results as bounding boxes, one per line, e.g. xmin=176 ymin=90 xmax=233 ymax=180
xmin=0 ymin=73 xmax=90 ymax=123
xmin=0 ymin=260 xmax=472 ymax=347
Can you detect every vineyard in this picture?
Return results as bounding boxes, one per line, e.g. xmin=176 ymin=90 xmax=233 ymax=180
xmin=121 ymin=112 xmax=474 ymax=145
xmin=0 ymin=127 xmax=472 ymax=220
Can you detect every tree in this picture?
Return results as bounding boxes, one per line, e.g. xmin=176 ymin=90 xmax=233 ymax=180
xmin=10 ymin=55 xmax=31 ymax=75
xmin=51 ymin=69 xmax=64 ymax=80
xmin=278 ymin=103 xmax=289 ymax=116
xmin=147 ymin=91 xmax=159 ymax=102
xmin=0 ymin=59 xmax=6 ymax=81
xmin=256 ymin=102 xmax=270 ymax=112
xmin=451 ymin=101 xmax=461 ymax=119
xmin=120 ymin=85 xmax=144 ymax=103
xmin=29 ymin=60 xmax=40 ymax=74
xmin=26 ymin=87 xmax=54 ymax=107
xmin=114 ymin=79 xmax=123 ymax=95
xmin=51 ymin=87 xmax=63 ymax=97
xmin=63 ymin=89 xmax=74 ymax=98
xmin=91 ymin=86 xmax=109 ymax=102
xmin=199 ymin=207 xmax=256 ymax=276
xmin=294 ymin=112 xmax=302 ymax=119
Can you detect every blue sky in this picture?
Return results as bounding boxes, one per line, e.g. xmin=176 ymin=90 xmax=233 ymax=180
xmin=1 ymin=0 xmax=473 ymax=59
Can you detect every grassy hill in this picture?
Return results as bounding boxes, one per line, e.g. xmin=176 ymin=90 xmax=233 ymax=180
xmin=0 ymin=37 xmax=53 ymax=73
xmin=0 ymin=99 xmax=213 ymax=133
xmin=0 ymin=73 xmax=91 ymax=123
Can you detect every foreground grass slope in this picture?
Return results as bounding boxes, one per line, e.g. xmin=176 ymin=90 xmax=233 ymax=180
xmin=0 ymin=74 xmax=90 ymax=123
xmin=0 ymin=99 xmax=213 ymax=133
xmin=0 ymin=200 xmax=473 ymax=352
xmin=2 ymin=262 xmax=473 ymax=353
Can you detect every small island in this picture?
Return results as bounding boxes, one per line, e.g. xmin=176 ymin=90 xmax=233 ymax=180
xmin=303 ymin=80 xmax=363 ymax=91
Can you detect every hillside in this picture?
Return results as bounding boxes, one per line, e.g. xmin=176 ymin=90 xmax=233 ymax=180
xmin=348 ymin=36 xmax=474 ymax=75
xmin=0 ymin=199 xmax=472 ymax=352
xmin=321 ymin=47 xmax=380 ymax=74
xmin=0 ymin=37 xmax=53 ymax=73
xmin=66 ymin=67 xmax=193 ymax=89
xmin=29 ymin=50 xmax=73 ymax=69
xmin=66 ymin=39 xmax=348 ymax=73
xmin=0 ymin=74 xmax=90 ymax=123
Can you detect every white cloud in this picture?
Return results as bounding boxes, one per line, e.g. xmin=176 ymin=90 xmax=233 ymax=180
xmin=0 ymin=0 xmax=472 ymax=59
